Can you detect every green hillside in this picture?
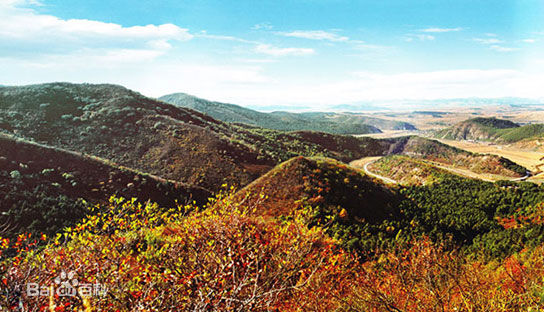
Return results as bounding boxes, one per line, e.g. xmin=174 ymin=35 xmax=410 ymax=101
xmin=159 ymin=92 xmax=416 ymax=133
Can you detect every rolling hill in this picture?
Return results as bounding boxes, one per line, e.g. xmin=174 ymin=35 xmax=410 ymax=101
xmin=365 ymin=155 xmax=466 ymax=185
xmin=0 ymin=132 xmax=210 ymax=237
xmin=371 ymin=136 xmax=528 ymax=178
xmin=0 ymin=84 xmax=526 ymax=190
xmin=0 ymin=83 xmax=406 ymax=192
xmin=159 ymin=92 xmax=416 ymax=133
xmin=232 ymin=156 xmax=398 ymax=221
xmin=0 ymin=83 xmax=272 ymax=191
xmin=437 ymin=117 xmax=544 ymax=143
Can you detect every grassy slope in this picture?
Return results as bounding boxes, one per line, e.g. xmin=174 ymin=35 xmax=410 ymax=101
xmin=367 ymin=155 xmax=454 ymax=185
xmin=159 ymin=92 xmax=416 ymax=133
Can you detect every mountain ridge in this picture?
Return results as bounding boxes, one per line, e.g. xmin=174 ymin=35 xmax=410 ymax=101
xmin=159 ymin=92 xmax=416 ymax=133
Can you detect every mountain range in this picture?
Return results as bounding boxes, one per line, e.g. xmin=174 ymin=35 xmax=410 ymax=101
xmin=159 ymin=92 xmax=416 ymax=133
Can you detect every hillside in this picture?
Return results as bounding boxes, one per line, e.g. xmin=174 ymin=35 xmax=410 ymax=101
xmin=0 ymin=133 xmax=210 ymax=237
xmin=365 ymin=155 xmax=455 ymax=185
xmin=0 ymin=83 xmax=399 ymax=192
xmin=437 ymin=117 xmax=544 ymax=143
xmin=159 ymin=92 xmax=416 ymax=133
xmin=232 ymin=156 xmax=398 ymax=221
xmin=380 ymin=136 xmax=528 ymax=178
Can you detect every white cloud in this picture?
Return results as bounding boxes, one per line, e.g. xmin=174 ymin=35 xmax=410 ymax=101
xmin=472 ymin=37 xmax=517 ymax=52
xmin=252 ymin=22 xmax=273 ymax=30
xmin=3 ymin=50 xmax=544 ymax=108
xmin=406 ymin=34 xmax=435 ymax=41
xmin=261 ymin=69 xmax=544 ymax=107
xmin=0 ymin=0 xmax=41 ymax=7
xmin=196 ymin=31 xmax=257 ymax=44
xmin=0 ymin=55 xmax=271 ymax=98
xmin=0 ymin=1 xmax=192 ymax=59
xmin=278 ymin=30 xmax=349 ymax=42
xmin=522 ymin=38 xmax=536 ymax=43
xmin=354 ymin=43 xmax=389 ymax=51
xmin=420 ymin=27 xmax=463 ymax=33
xmin=473 ymin=38 xmax=503 ymax=44
xmin=254 ymin=44 xmax=314 ymax=56
xmin=489 ymin=45 xmax=518 ymax=52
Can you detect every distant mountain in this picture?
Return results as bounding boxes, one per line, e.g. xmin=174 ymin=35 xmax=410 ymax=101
xmin=159 ymin=93 xmax=416 ymax=133
xmin=0 ymin=133 xmax=210 ymax=237
xmin=332 ymin=97 xmax=544 ymax=111
xmin=436 ymin=117 xmax=544 ymax=143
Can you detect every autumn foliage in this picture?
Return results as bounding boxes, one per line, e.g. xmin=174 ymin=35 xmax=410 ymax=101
xmin=2 ymin=184 xmax=544 ymax=311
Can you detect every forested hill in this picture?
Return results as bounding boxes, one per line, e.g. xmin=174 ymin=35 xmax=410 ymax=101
xmin=159 ymin=92 xmax=416 ymax=133
xmin=0 ymin=132 xmax=210 ymax=237
xmin=0 ymin=83 xmax=403 ymax=192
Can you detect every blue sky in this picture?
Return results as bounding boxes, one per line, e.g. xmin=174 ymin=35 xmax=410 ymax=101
xmin=1 ymin=0 xmax=543 ymax=109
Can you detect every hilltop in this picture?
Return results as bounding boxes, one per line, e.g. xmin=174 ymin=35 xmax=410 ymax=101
xmin=0 ymin=133 xmax=210 ymax=237
xmin=232 ymin=156 xmax=398 ymax=221
xmin=159 ymin=92 xmax=416 ymax=133
xmin=437 ymin=117 xmax=544 ymax=143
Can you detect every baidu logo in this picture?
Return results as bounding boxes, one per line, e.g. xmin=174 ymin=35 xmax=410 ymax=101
xmin=26 ymin=271 xmax=107 ymax=297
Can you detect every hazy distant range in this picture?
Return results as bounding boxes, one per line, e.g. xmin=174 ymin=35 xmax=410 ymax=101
xmin=241 ymin=97 xmax=544 ymax=113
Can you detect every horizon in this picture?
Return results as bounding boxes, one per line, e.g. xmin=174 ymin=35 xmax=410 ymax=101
xmin=2 ymin=81 xmax=544 ymax=113
xmin=1 ymin=0 xmax=544 ymax=109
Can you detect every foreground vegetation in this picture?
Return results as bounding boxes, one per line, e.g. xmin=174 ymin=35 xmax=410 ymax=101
xmin=3 ymin=157 xmax=544 ymax=311
xmin=3 ymin=183 xmax=544 ymax=311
